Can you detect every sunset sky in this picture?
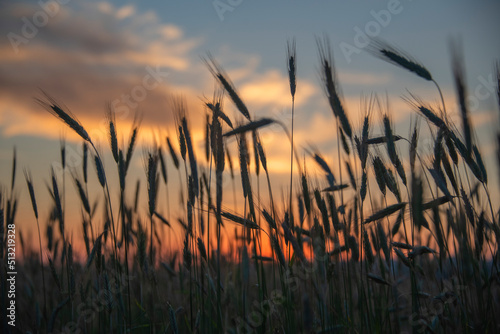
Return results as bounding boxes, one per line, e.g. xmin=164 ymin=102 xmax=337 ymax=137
xmin=1 ymin=1 xmax=499 ymax=256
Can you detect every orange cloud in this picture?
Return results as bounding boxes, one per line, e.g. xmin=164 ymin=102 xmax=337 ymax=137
xmin=238 ymin=69 xmax=317 ymax=110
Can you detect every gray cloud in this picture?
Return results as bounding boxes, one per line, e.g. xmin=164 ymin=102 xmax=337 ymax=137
xmin=0 ymin=0 xmax=206 ymax=140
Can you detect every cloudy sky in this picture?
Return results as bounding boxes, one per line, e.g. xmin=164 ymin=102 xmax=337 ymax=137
xmin=1 ymin=0 xmax=499 ymax=254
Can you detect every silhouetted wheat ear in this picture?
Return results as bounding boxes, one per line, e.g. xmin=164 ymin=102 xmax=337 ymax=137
xmin=118 ymin=150 xmax=126 ymax=190
xmin=434 ymin=126 xmax=445 ymax=169
xmin=496 ymin=61 xmax=500 ymax=112
xmin=394 ymin=248 xmax=411 ymax=267
xmin=154 ymin=211 xmax=170 ymax=227
xmin=36 ymin=93 xmax=90 ymax=142
xmin=50 ymin=168 xmax=63 ymax=235
xmin=282 ymin=218 xmax=306 ymax=263
xmin=422 ymin=196 xmax=451 ymax=211
xmin=317 ymin=35 xmax=352 ymax=138
xmin=460 ymin=188 xmax=475 ymax=226
xmin=133 ymin=179 xmax=140 ymax=212
xmin=360 ymin=171 xmax=367 ymax=202
xmin=205 ymin=55 xmax=251 ymax=121
xmin=168 ymin=303 xmax=179 ymax=334
xmin=82 ymin=142 xmax=88 ymax=183
xmin=367 ymin=135 xmax=404 ymax=145
xmin=60 ymin=136 xmax=66 ymax=170
xmin=444 ymin=133 xmax=458 ymax=165
xmin=223 ymin=118 xmax=275 ymax=137
xmin=317 ymin=36 xmax=335 ymax=108
xmin=94 ymin=154 xmax=106 ymax=187
xmin=125 ymin=112 xmax=141 ymax=173
xmin=364 ymin=202 xmax=407 ymax=225
xmin=377 ymin=223 xmax=390 ymax=259
xmin=209 ymin=100 xmax=225 ymax=215
xmin=359 ymin=124 xmax=369 ymax=170
xmin=220 ymin=211 xmax=259 ymax=229
xmin=383 ymin=115 xmax=397 ymax=163
xmin=85 ymin=233 xmax=103 ymax=269
xmin=382 ymin=114 xmax=406 ymax=185
xmin=24 ymin=170 xmax=38 ymax=219
xmin=204 ymin=112 xmax=211 ymax=162
xmin=347 ymin=235 xmax=359 ymax=261
xmin=340 ymin=127 xmax=350 ymax=155
xmin=428 ymin=167 xmax=451 ymax=198
xmin=314 ymin=189 xmax=330 ymax=235
xmin=372 ymin=157 xmax=387 ymax=196
xmin=166 ymin=136 xmax=180 ymax=170
xmin=473 ymin=145 xmax=488 ymax=184
xmin=385 ymin=169 xmax=401 ymax=201
xmin=256 ymin=138 xmax=267 ymax=173
xmin=209 ymin=107 xmax=225 ymax=173
xmin=301 ymin=172 xmax=311 ymax=214
xmin=206 ymin=93 xmax=234 ymax=129
xmin=182 ymin=230 xmax=191 ymax=270
xmin=404 ymin=94 xmax=446 ymax=129
xmin=238 ymin=133 xmax=251 ymax=198
xmin=48 ymin=256 xmax=61 ymax=291
xmin=158 ymin=147 xmax=168 ymax=185
xmin=408 ymin=246 xmax=437 ymax=259
xmin=74 ymin=177 xmax=90 ymax=214
xmin=10 ymin=147 xmax=16 ymax=192
xmin=262 ymin=209 xmax=277 ymax=230
xmin=450 ymin=39 xmax=472 ymax=153
xmin=370 ymin=40 xmax=433 ymax=81
xmin=145 ymin=151 xmax=159 ymax=216
xmin=441 ymin=150 xmax=458 ymax=194
xmin=287 ymin=38 xmax=296 ymax=98
xmin=312 ymin=152 xmax=335 ymax=186
xmin=181 ymin=115 xmax=199 ymax=198
xmin=197 ymin=237 xmax=207 ymax=261
xmin=409 ymin=123 xmax=418 ymax=171
xmin=322 ymin=184 xmax=348 ymax=192
xmin=178 ymin=125 xmax=187 ymax=161
xmin=345 ymin=161 xmax=356 ymax=190
xmin=125 ymin=127 xmax=137 ymax=170
xmin=368 ymin=273 xmax=390 ymax=286
xmin=105 ymin=105 xmax=119 ymax=163
xmin=271 ymin=234 xmax=285 ymax=267
xmin=363 ymin=229 xmax=374 ymax=265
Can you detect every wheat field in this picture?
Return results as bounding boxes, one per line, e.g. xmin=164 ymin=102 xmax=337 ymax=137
xmin=1 ymin=37 xmax=500 ymax=334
